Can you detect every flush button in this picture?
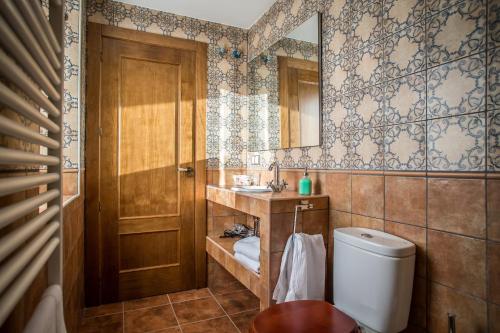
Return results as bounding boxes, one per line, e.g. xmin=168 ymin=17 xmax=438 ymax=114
xmin=361 ymin=233 xmax=373 ymax=238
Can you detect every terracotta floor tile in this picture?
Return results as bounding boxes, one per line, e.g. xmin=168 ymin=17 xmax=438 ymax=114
xmin=229 ymin=309 xmax=259 ymax=332
xmin=124 ymin=294 xmax=170 ymax=311
xmin=172 ymin=297 xmax=225 ymax=324
xmin=169 ymin=288 xmax=211 ymax=303
xmin=154 ymin=327 xmax=182 ymax=333
xmin=83 ymin=302 xmax=123 ymax=318
xmin=79 ymin=313 xmax=123 ymax=333
xmin=124 ymin=304 xmax=178 ymax=333
xmin=181 ymin=316 xmax=239 ymax=333
xmin=214 ymin=290 xmax=260 ymax=314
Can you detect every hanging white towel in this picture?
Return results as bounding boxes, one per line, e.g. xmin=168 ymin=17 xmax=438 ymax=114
xmin=24 ymin=285 xmax=67 ymax=333
xmin=235 ymin=252 xmax=260 ymax=273
xmin=272 ymin=233 xmax=326 ymax=303
xmin=234 ymin=236 xmax=260 ymax=261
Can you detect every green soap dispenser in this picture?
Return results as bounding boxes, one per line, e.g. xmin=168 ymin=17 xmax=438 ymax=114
xmin=298 ymin=167 xmax=312 ymax=196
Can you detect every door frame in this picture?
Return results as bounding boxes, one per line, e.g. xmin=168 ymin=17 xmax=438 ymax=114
xmin=85 ymin=23 xmax=208 ymax=306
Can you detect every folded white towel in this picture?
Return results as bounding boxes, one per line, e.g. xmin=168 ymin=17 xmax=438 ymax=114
xmin=234 ymin=252 xmax=260 ymax=274
xmin=233 ymin=236 xmax=260 ymax=262
xmin=272 ymin=233 xmax=326 ymax=303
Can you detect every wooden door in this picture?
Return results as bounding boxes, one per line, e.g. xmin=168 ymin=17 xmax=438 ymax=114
xmin=98 ymin=33 xmax=197 ymax=302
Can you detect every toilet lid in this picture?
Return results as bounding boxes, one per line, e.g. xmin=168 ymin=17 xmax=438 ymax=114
xmin=250 ymin=300 xmax=358 ymax=333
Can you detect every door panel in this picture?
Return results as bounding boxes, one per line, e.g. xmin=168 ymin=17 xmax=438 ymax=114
xmin=119 ymin=57 xmax=180 ymax=218
xmin=120 ymin=231 xmax=180 ymax=271
xmin=100 ymin=36 xmax=197 ymax=302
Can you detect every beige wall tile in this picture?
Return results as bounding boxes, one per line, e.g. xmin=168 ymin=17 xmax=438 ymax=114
xmin=487 ymin=180 xmax=500 ymax=241
xmin=302 ymin=209 xmax=329 ymax=240
xmin=385 ymin=221 xmax=426 ymax=278
xmin=488 ymin=241 xmax=500 ymax=304
xmin=63 ymin=170 xmax=79 ymax=196
xmin=409 ymin=276 xmax=427 ymax=329
xmin=428 ymin=178 xmax=486 ymax=238
xmin=270 ymin=213 xmax=299 ymax=252
xmin=428 ymin=230 xmax=486 ymax=298
xmin=212 ymin=203 xmax=240 ymax=217
xmin=323 ymin=173 xmax=351 ymax=212
xmin=352 ymin=175 xmax=384 ymax=218
xmin=489 ymin=303 xmax=500 ymax=333
xmin=270 ymin=197 xmax=329 ymax=214
xmin=429 ymin=282 xmax=487 ymax=333
xmin=329 ymin=210 xmax=352 ymax=229
xmin=385 ymin=176 xmax=426 ymax=226
xmin=269 ymin=252 xmax=283 ymax=292
xmin=351 ymin=214 xmax=384 ymax=231
xmin=209 ymin=216 xmax=235 ymax=237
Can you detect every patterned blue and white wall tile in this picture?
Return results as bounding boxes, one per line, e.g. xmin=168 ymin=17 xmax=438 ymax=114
xmin=487 ymin=42 xmax=500 ymax=171
xmin=87 ymin=0 xmax=499 ymax=173
xmin=247 ymin=0 xmax=497 ymax=172
xmin=42 ymin=0 xmax=84 ymax=170
xmin=63 ymin=0 xmax=83 ymax=169
xmin=427 ymin=113 xmax=485 ymax=171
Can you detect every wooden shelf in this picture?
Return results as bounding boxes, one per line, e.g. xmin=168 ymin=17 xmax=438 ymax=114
xmin=206 ymin=235 xmax=260 ymax=298
xmin=206 ymin=185 xmax=329 ymax=310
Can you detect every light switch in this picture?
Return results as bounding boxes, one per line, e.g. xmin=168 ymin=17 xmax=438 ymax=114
xmin=251 ymin=154 xmax=260 ymax=165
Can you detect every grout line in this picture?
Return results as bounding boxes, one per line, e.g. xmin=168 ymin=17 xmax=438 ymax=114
xmin=207 ymin=288 xmax=241 ymax=333
xmin=169 ymin=295 xmax=212 ymax=305
xmin=178 ymin=315 xmax=229 ymax=328
xmin=167 ymin=294 xmax=183 ymax=333
xmin=82 ymin=309 xmax=124 ymax=319
xmin=122 ymin=296 xmax=171 ymax=312
xmin=147 ymin=325 xmax=183 ymax=333
xmin=229 ymin=307 xmax=260 ymax=317
xmin=122 ymin=302 xmax=125 ymax=333
xmin=123 ymin=302 xmax=173 ymax=313
xmin=425 ymin=172 xmax=430 ymax=331
xmin=430 ymin=280 xmax=488 ymax=304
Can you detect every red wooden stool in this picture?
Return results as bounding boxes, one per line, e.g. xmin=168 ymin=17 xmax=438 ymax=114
xmin=250 ymin=300 xmax=359 ymax=333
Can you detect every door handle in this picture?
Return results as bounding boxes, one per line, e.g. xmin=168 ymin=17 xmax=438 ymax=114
xmin=177 ymin=166 xmax=194 ymax=176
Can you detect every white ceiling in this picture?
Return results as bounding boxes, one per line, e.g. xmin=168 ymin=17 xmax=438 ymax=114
xmin=116 ymin=0 xmax=277 ymax=29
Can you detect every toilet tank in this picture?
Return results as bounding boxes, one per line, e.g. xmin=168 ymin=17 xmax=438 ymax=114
xmin=333 ymin=228 xmax=415 ymax=333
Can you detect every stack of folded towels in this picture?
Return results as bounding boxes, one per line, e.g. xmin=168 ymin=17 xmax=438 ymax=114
xmin=233 ymin=236 xmax=260 ymax=274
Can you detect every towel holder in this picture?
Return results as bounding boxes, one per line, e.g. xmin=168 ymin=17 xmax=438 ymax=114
xmin=293 ymin=200 xmax=314 ymax=235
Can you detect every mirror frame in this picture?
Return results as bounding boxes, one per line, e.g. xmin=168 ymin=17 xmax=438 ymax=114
xmin=247 ymin=11 xmax=323 ymax=152
xmin=317 ymin=11 xmax=323 ymax=149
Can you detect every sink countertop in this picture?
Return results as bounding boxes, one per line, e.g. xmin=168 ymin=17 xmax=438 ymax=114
xmin=206 ymin=184 xmax=328 ymax=201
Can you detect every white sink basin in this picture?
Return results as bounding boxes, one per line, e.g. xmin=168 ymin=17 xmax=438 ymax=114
xmin=231 ymin=185 xmax=272 ymax=193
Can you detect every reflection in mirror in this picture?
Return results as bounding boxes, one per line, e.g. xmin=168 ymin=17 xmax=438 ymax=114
xmin=248 ymin=14 xmax=321 ymax=152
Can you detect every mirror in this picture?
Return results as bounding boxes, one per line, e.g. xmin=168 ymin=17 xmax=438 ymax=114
xmin=248 ymin=13 xmax=322 ymax=152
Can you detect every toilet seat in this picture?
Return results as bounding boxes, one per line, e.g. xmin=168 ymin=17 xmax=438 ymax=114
xmin=250 ymin=300 xmax=359 ymax=333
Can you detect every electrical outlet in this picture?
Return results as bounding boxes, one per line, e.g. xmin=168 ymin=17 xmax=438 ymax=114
xmin=251 ymin=154 xmax=260 ymax=165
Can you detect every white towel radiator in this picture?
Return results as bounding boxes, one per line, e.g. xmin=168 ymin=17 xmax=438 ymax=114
xmin=0 ymin=0 xmax=64 ymax=326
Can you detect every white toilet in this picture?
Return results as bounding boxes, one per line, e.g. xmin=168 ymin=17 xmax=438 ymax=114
xmin=334 ymin=227 xmax=416 ymax=333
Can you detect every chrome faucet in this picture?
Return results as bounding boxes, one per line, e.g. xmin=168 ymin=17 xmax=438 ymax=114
xmin=266 ymin=161 xmax=287 ymax=192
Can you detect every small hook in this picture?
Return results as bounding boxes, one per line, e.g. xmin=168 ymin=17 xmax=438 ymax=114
xmin=217 ymin=46 xmax=227 ymax=57
xmin=232 ymin=48 xmax=242 ymax=59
